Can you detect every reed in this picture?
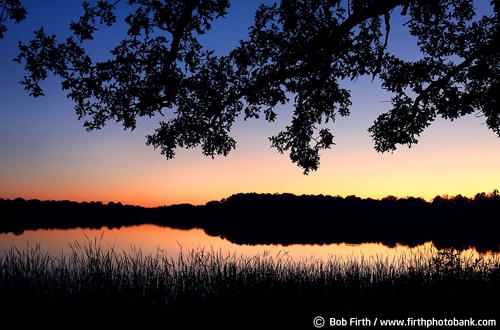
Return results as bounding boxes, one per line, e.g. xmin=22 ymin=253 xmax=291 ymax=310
xmin=1 ymin=239 xmax=499 ymax=328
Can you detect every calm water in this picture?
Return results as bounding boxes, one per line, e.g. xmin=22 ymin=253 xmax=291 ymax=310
xmin=1 ymin=224 xmax=497 ymax=263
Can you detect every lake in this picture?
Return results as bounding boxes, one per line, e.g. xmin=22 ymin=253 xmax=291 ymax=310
xmin=2 ymin=223 xmax=499 ymax=329
xmin=1 ymin=224 xmax=496 ymax=264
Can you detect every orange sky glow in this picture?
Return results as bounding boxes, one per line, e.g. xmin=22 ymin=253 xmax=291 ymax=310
xmin=1 ymin=1 xmax=499 ymax=208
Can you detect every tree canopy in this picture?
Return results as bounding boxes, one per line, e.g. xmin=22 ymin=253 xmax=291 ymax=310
xmin=14 ymin=0 xmax=500 ymax=174
xmin=0 ymin=0 xmax=27 ymax=39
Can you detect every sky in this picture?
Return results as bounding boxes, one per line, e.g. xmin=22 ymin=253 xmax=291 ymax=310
xmin=0 ymin=0 xmax=499 ymax=208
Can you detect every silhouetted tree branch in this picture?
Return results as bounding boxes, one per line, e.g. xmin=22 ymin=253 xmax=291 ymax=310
xmin=0 ymin=0 xmax=26 ymax=39
xmin=13 ymin=0 xmax=500 ymax=174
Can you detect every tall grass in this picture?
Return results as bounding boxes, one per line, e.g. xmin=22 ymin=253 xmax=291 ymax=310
xmin=1 ymin=238 xmax=499 ymax=329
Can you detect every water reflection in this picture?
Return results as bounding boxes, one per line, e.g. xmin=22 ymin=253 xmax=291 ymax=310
xmin=1 ymin=224 xmax=497 ymax=263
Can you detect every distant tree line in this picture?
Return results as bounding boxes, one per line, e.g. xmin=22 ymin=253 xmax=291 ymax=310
xmin=1 ymin=190 xmax=499 ymax=252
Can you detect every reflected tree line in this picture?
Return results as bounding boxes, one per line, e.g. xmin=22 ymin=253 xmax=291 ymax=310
xmin=1 ymin=190 xmax=499 ymax=252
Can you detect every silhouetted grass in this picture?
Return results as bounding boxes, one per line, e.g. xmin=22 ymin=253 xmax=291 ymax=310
xmin=1 ymin=238 xmax=499 ymax=329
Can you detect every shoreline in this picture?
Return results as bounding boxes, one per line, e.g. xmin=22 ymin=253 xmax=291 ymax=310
xmin=1 ymin=192 xmax=499 ymax=252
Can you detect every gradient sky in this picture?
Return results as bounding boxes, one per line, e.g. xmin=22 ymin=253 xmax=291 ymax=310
xmin=1 ymin=0 xmax=499 ymax=207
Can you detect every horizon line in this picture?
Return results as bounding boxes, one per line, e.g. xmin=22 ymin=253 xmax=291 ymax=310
xmin=2 ymin=189 xmax=498 ymax=208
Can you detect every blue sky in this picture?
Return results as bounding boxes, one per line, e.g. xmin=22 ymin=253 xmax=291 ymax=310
xmin=1 ymin=0 xmax=499 ymax=207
